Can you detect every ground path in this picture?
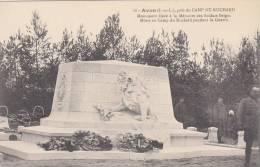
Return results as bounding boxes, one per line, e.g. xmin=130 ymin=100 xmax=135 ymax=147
xmin=0 ymin=152 xmax=258 ymax=167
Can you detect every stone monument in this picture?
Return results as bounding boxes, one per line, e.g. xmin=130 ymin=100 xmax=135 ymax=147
xmin=0 ymin=61 xmax=211 ymax=160
xmin=43 ymin=61 xmax=180 ymax=128
xmin=22 ymin=61 xmax=203 ymax=145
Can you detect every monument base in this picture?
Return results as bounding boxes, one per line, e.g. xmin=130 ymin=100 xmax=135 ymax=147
xmin=0 ymin=141 xmax=244 ymax=160
xmin=18 ymin=125 xmax=206 ymax=148
xmin=0 ymin=132 xmax=9 ymax=141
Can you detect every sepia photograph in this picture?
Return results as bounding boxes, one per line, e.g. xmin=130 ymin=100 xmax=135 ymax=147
xmin=0 ymin=0 xmax=259 ymax=167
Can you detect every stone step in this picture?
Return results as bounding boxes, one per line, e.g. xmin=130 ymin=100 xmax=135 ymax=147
xmin=0 ymin=132 xmax=10 ymax=141
xmin=204 ymin=141 xmax=259 ymax=150
xmin=40 ymin=118 xmax=180 ymax=129
xmin=0 ymin=141 xmax=244 ymax=160
xmin=18 ymin=126 xmax=207 ymax=147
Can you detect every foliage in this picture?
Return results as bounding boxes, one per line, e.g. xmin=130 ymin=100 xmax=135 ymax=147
xmin=236 ymin=37 xmax=258 ymax=92
xmin=93 ymin=13 xmax=124 ymax=60
xmin=38 ymin=137 xmax=72 ymax=151
xmin=116 ymin=133 xmax=163 ymax=153
xmin=143 ymin=32 xmax=164 ymax=66
xmin=38 ymin=131 xmax=163 ymax=153
xmin=59 ymin=25 xmax=93 ymax=62
xmin=113 ymin=36 xmax=144 ymax=63
xmin=71 ymin=131 xmax=113 ymax=151
xmin=38 ymin=131 xmax=113 ymax=151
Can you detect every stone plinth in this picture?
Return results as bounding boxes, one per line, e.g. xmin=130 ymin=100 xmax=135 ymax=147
xmin=0 ymin=141 xmax=244 ymax=160
xmin=0 ymin=132 xmax=9 ymax=141
xmin=170 ymin=130 xmax=206 ymax=147
xmin=187 ymin=127 xmax=197 ymax=131
xmin=0 ymin=116 xmax=11 ymax=141
xmin=237 ymin=131 xmax=246 ymax=148
xmin=0 ymin=116 xmax=8 ymax=129
xmin=208 ymin=127 xmax=218 ymax=143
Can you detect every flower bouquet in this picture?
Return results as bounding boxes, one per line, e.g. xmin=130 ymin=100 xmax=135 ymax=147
xmin=116 ymin=133 xmax=163 ymax=153
xmin=94 ymin=105 xmax=114 ymax=121
xmin=71 ymin=130 xmax=113 ymax=151
xmin=38 ymin=131 xmax=113 ymax=152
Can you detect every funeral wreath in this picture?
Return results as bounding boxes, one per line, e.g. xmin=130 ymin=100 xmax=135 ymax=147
xmin=38 ymin=130 xmax=113 ymax=152
xmin=116 ymin=133 xmax=163 ymax=153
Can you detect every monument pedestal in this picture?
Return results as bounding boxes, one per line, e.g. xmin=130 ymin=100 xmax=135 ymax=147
xmin=0 ymin=140 xmax=244 ymax=160
xmin=18 ymin=125 xmax=206 ymax=148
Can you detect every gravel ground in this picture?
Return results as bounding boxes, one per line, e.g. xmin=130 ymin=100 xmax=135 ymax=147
xmin=0 ymin=152 xmax=258 ymax=167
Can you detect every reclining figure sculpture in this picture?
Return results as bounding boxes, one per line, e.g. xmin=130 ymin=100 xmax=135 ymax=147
xmin=95 ymin=71 xmax=156 ymax=121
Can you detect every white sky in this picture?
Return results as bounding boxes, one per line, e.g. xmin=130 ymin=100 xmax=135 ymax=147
xmin=0 ymin=0 xmax=259 ymax=58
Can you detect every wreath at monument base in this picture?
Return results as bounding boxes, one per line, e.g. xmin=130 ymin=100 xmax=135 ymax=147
xmin=71 ymin=131 xmax=113 ymax=151
xmin=38 ymin=131 xmax=113 ymax=152
xmin=38 ymin=136 xmax=73 ymax=151
xmin=116 ymin=133 xmax=163 ymax=153
xmin=38 ymin=131 xmax=163 ymax=153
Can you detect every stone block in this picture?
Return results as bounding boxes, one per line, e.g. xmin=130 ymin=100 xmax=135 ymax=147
xmin=100 ymin=63 xmax=127 ymax=74
xmin=187 ymin=127 xmax=197 ymax=131
xmin=92 ymin=73 xmax=118 ymax=83
xmin=143 ymin=66 xmax=168 ymax=81
xmin=71 ymin=72 xmax=92 ymax=82
xmin=0 ymin=116 xmax=9 ymax=129
xmin=0 ymin=132 xmax=9 ymax=141
xmin=58 ymin=63 xmax=73 ymax=73
xmin=208 ymin=127 xmax=218 ymax=143
xmin=72 ymin=62 xmax=101 ymax=73
xmin=170 ymin=130 xmax=206 ymax=147
xmin=237 ymin=131 xmax=246 ymax=148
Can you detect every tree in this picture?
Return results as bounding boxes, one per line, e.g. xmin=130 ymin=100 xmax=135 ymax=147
xmin=0 ymin=33 xmax=23 ymax=89
xmin=21 ymin=11 xmax=52 ymax=89
xmin=27 ymin=11 xmax=49 ymax=70
xmin=75 ymin=25 xmax=93 ymax=61
xmin=93 ymin=13 xmax=124 ymax=60
xmin=154 ymin=30 xmax=190 ymax=75
xmin=169 ymin=30 xmax=189 ymax=76
xmin=59 ymin=28 xmax=75 ymax=62
xmin=144 ymin=32 xmax=164 ymax=66
xmin=201 ymin=39 xmax=241 ymax=106
xmin=236 ymin=37 xmax=257 ymax=93
xmin=255 ymin=31 xmax=260 ymax=84
xmin=58 ymin=25 xmax=93 ymax=62
xmin=113 ymin=36 xmax=144 ymax=63
xmin=42 ymin=43 xmax=60 ymax=90
xmin=203 ymin=39 xmax=228 ymax=83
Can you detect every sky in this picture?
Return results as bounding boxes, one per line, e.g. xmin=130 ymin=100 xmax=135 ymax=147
xmin=0 ymin=0 xmax=260 ymax=60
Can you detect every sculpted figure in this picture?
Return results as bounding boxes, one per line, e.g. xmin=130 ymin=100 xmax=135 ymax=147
xmin=95 ymin=71 xmax=156 ymax=121
xmin=57 ymin=74 xmax=66 ymax=102
xmin=56 ymin=74 xmax=67 ymax=112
